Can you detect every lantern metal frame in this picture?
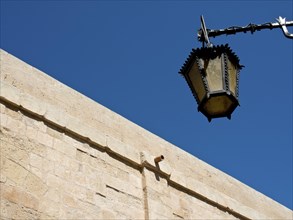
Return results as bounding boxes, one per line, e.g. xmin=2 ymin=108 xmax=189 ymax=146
xmin=180 ymin=44 xmax=243 ymax=121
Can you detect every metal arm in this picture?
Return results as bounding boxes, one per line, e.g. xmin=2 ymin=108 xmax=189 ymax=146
xmin=276 ymin=16 xmax=293 ymax=39
xmin=198 ymin=16 xmax=293 ymax=43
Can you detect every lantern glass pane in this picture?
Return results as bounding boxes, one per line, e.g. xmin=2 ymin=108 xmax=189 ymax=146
xmin=205 ymin=57 xmax=223 ymax=92
xmin=202 ymin=95 xmax=234 ymax=116
xmin=188 ymin=61 xmax=206 ymax=102
xmin=227 ymin=59 xmax=237 ymax=95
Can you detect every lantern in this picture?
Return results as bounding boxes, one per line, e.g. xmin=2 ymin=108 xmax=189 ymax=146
xmin=179 ymin=44 xmax=243 ymax=121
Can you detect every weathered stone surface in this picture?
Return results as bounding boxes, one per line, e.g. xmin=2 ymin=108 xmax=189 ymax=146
xmin=37 ymin=130 xmax=54 ymax=148
xmin=19 ymin=93 xmax=47 ymax=117
xmin=0 ymin=82 xmax=21 ymax=106
xmin=38 ymin=197 xmax=60 ymax=218
xmin=2 ymin=111 xmax=26 ymax=135
xmin=0 ymin=157 xmax=28 ymax=186
xmin=106 ymin=135 xmax=140 ymax=164
xmin=29 ymin=153 xmax=43 ymax=169
xmin=23 ymin=172 xmax=48 ymax=197
xmin=0 ymin=184 xmax=39 ymax=210
xmin=0 ymin=48 xmax=292 ymax=220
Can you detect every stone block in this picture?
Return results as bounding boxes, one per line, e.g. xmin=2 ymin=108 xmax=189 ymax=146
xmin=30 ymin=167 xmax=43 ymax=179
xmin=63 ymin=128 xmax=83 ymax=149
xmin=72 ymin=171 xmax=87 ymax=186
xmin=65 ymin=116 xmax=84 ymax=137
xmin=158 ymin=160 xmax=172 ymax=176
xmin=84 ymin=126 xmax=107 ymax=148
xmin=23 ymin=172 xmax=48 ymax=197
xmin=19 ymin=93 xmax=46 ymax=117
xmin=148 ymin=199 xmax=172 ymax=218
xmin=76 ymin=148 xmax=90 ymax=165
xmin=58 ymin=154 xmax=71 ymax=168
xmin=0 ymin=157 xmax=28 ymax=186
xmin=54 ymin=164 xmax=72 ymax=180
xmin=129 ymin=173 xmax=141 ymax=188
xmin=0 ymin=173 xmax=7 ymax=183
xmin=70 ymin=185 xmax=87 ymax=201
xmin=85 ymin=172 xmax=106 ymax=195
xmin=67 ymin=159 xmax=79 ymax=172
xmin=140 ymin=150 xmax=152 ymax=166
xmin=1 ymin=141 xmax=29 ymax=169
xmin=46 ymin=173 xmax=61 ymax=189
xmin=1 ymin=49 xmax=32 ymax=75
xmin=53 ymin=138 xmax=76 ymax=158
xmin=106 ymin=136 xmax=140 ymax=165
xmin=39 ymin=197 xmax=60 ymax=218
xmin=4 ymin=115 xmax=26 ymax=135
xmin=62 ymin=193 xmax=78 ymax=208
xmin=100 ymin=209 xmax=116 ymax=219
xmin=46 ymin=147 xmax=62 ymax=162
xmin=0 ymin=198 xmax=15 ymax=219
xmin=37 ymin=131 xmax=53 ymax=147
xmin=0 ymin=82 xmax=21 ymax=106
xmin=0 ymin=112 xmax=8 ymax=128
xmin=22 ymin=114 xmax=46 ymax=132
xmin=84 ymin=189 xmax=95 ymax=205
xmin=26 ymin=126 xmax=38 ymax=140
xmin=0 ymin=103 xmax=6 ymax=112
xmin=44 ymin=105 xmax=67 ymax=128
xmin=30 ymin=142 xmax=47 ymax=158
xmin=65 ymin=114 xmax=107 ymax=149
xmin=47 ymin=126 xmax=64 ymax=140
xmin=29 ymin=153 xmax=43 ymax=169
xmin=170 ymin=170 xmax=187 ymax=188
xmin=106 ymin=174 xmax=142 ymax=200
xmin=59 ymin=205 xmax=86 ymax=219
xmin=0 ymin=184 xmax=39 ymax=210
xmin=44 ymin=187 xmax=60 ymax=203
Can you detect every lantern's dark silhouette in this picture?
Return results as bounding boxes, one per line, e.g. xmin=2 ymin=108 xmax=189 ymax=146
xmin=180 ymin=44 xmax=243 ymax=121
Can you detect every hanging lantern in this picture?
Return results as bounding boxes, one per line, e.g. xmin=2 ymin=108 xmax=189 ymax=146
xmin=179 ymin=44 xmax=243 ymax=121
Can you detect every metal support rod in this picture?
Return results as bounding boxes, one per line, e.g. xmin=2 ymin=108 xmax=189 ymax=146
xmin=200 ymin=15 xmax=212 ymax=47
xmin=198 ymin=16 xmax=293 ymax=42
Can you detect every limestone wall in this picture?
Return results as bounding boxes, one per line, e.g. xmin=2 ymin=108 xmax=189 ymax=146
xmin=0 ymin=49 xmax=292 ymax=219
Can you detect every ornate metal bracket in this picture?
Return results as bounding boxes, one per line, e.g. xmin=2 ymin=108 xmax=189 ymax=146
xmin=276 ymin=16 xmax=293 ymax=39
xmin=198 ymin=16 xmax=293 ymax=42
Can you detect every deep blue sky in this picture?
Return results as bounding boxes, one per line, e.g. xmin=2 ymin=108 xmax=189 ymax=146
xmin=1 ymin=0 xmax=292 ymax=210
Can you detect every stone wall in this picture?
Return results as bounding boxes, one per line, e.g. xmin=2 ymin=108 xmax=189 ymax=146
xmin=0 ymin=49 xmax=292 ymax=219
